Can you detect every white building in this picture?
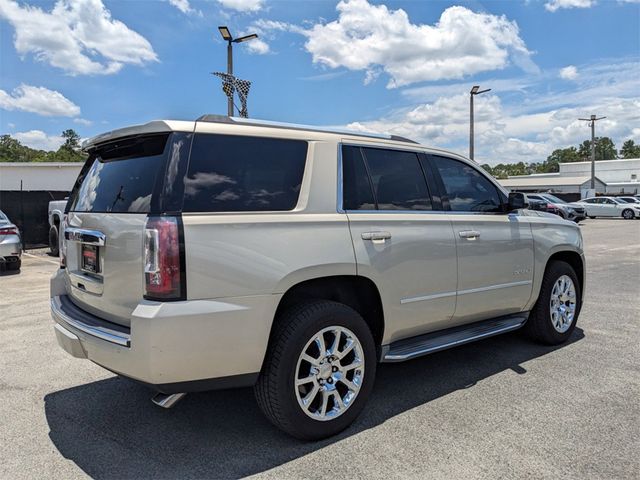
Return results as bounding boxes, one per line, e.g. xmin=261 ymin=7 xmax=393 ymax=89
xmin=0 ymin=162 xmax=83 ymax=191
xmin=498 ymin=158 xmax=640 ymax=197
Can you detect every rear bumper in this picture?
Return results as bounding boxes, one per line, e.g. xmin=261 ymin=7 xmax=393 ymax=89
xmin=0 ymin=236 xmax=21 ymax=260
xmin=50 ymin=269 xmax=280 ymax=392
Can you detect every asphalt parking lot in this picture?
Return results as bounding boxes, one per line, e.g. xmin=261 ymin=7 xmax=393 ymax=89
xmin=1 ymin=219 xmax=639 ymax=479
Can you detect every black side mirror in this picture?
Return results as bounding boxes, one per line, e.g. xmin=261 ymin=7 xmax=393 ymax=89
xmin=508 ymin=192 xmax=529 ymax=211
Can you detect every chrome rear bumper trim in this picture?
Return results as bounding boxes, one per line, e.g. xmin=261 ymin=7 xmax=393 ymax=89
xmin=51 ymin=296 xmax=131 ymax=347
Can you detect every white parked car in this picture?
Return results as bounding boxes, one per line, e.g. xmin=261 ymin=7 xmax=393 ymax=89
xmin=575 ymin=196 xmax=640 ymax=219
xmin=617 ymin=196 xmax=640 ymax=205
xmin=0 ymin=210 xmax=22 ymax=271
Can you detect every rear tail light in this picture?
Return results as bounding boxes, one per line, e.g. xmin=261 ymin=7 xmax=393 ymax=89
xmin=143 ymin=216 xmax=186 ymax=301
xmin=60 ymin=215 xmax=68 ymax=268
xmin=0 ymin=227 xmax=19 ymax=235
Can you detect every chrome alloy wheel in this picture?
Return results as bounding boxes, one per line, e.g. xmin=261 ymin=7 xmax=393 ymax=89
xmin=549 ymin=275 xmax=577 ymax=333
xmin=294 ymin=326 xmax=365 ymax=421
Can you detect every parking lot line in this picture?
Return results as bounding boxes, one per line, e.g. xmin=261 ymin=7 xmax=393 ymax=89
xmin=23 ymin=252 xmax=60 ymax=265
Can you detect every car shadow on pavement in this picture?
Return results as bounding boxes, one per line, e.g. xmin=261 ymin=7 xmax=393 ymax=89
xmin=44 ymin=328 xmax=584 ymax=479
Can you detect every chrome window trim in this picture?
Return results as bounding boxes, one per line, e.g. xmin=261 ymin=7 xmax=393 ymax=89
xmin=337 ymin=142 xmax=512 ymax=216
xmin=400 ymin=280 xmax=532 ymax=305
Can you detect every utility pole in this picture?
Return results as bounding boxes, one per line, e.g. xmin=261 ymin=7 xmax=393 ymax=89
xmin=578 ymin=114 xmax=606 ymax=189
xmin=469 ymin=85 xmax=491 ymax=161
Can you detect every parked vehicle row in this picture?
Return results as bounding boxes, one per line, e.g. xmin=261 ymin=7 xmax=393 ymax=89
xmin=0 ymin=210 xmax=22 ymax=271
xmin=525 ymin=193 xmax=586 ymax=222
xmin=50 ymin=116 xmax=585 ymax=440
xmin=574 ymin=196 xmax=640 ymax=219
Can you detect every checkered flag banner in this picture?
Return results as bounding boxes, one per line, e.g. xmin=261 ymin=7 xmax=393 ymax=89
xmin=212 ymin=72 xmax=252 ymax=118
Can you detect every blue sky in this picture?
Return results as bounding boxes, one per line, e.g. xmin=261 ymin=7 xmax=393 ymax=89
xmin=1 ymin=0 xmax=638 ymax=165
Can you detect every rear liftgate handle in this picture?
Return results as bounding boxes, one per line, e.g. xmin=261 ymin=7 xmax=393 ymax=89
xmin=361 ymin=231 xmax=392 ymax=244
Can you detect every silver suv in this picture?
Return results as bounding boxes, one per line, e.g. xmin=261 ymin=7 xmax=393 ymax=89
xmin=51 ymin=116 xmax=585 ymax=440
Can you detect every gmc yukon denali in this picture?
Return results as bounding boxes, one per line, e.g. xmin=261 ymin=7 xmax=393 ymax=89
xmin=51 ymin=116 xmax=585 ymax=439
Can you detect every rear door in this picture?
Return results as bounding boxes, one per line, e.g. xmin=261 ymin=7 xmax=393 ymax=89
xmin=63 ymin=133 xmax=192 ymax=326
xmin=343 ymin=145 xmax=458 ymax=343
xmin=428 ymin=155 xmax=534 ymax=323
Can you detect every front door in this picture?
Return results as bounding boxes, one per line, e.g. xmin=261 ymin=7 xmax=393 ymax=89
xmin=342 ymin=145 xmax=458 ymax=344
xmin=429 ymin=155 xmax=534 ymax=322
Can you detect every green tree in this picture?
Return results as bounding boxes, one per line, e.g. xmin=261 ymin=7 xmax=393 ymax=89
xmin=61 ymin=129 xmax=81 ymax=151
xmin=620 ymin=139 xmax=640 ymax=159
xmin=578 ymin=137 xmax=617 ymax=161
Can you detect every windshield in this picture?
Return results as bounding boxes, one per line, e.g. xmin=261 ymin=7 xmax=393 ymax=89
xmin=541 ymin=194 xmax=567 ymax=204
xmin=619 ymin=197 xmax=637 ymax=203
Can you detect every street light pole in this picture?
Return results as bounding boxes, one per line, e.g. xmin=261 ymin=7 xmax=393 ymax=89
xmin=227 ymin=40 xmax=233 ymax=117
xmin=578 ymin=114 xmax=606 ymax=190
xmin=217 ymin=26 xmax=258 ymax=117
xmin=469 ymin=85 xmax=491 ymax=161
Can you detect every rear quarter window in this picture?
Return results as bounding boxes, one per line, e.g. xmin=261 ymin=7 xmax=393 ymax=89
xmin=183 ymin=134 xmax=308 ymax=212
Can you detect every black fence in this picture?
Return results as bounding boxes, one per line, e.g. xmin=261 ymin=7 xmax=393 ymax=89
xmin=0 ymin=191 xmax=68 ymax=248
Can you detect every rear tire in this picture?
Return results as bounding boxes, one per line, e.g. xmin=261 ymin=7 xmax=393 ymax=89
xmin=49 ymin=225 xmax=59 ymax=256
xmin=525 ymin=261 xmax=581 ymax=345
xmin=588 ymin=216 xmax=596 ymax=219
xmin=255 ymin=300 xmax=376 ymax=440
xmin=622 ymin=209 xmax=635 ymax=220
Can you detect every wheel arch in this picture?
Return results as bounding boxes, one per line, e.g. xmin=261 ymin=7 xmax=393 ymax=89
xmin=270 ymin=275 xmax=385 ymax=351
xmin=545 ymin=250 xmax=585 ymax=298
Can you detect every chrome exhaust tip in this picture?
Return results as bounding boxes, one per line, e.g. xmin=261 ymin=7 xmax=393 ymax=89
xmin=152 ymin=392 xmax=186 ymax=409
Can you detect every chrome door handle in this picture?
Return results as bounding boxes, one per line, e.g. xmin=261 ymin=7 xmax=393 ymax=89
xmin=459 ymin=230 xmax=480 ymax=240
xmin=362 ymin=231 xmax=391 ymax=243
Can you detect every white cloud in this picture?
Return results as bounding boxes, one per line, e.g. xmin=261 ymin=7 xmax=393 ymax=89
xmin=167 ymin=0 xmax=198 ymax=15
xmin=0 ymin=84 xmax=80 ymax=117
xmin=73 ymin=118 xmax=93 ymax=126
xmin=13 ymin=130 xmax=64 ymax=151
xmin=297 ymin=1 xmax=535 ymax=88
xmin=339 ymin=58 xmax=640 ymax=166
xmin=217 ymin=0 xmax=264 ymax=12
xmin=545 ymin=0 xmax=595 ymax=12
xmin=0 ymin=0 xmax=158 ymax=75
xmin=559 ymin=65 xmax=578 ymax=80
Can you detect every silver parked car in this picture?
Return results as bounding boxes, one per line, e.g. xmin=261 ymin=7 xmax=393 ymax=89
xmin=0 ymin=210 xmax=22 ymax=271
xmin=51 ymin=116 xmax=586 ymax=439
xmin=574 ymin=196 xmax=640 ymax=219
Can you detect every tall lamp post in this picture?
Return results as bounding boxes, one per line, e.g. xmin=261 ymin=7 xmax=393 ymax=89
xmin=218 ymin=26 xmax=258 ymax=117
xmin=578 ymin=114 xmax=606 ymax=190
xmin=469 ymin=85 xmax=491 ymax=161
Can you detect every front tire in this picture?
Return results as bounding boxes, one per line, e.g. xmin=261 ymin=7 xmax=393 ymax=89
xmin=255 ymin=300 xmax=376 ymax=440
xmin=622 ymin=209 xmax=635 ymax=220
xmin=6 ymin=259 xmax=21 ymax=271
xmin=525 ymin=261 xmax=581 ymax=345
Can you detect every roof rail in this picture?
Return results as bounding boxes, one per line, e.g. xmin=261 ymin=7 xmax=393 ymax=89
xmin=195 ymin=115 xmax=418 ymax=144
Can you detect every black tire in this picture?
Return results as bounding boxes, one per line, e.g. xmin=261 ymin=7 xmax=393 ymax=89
xmin=255 ymin=300 xmax=377 ymax=440
xmin=525 ymin=261 xmax=581 ymax=345
xmin=588 ymin=216 xmax=596 ymax=219
xmin=7 ymin=259 xmax=21 ymax=271
xmin=49 ymin=225 xmax=60 ymax=256
xmin=622 ymin=209 xmax=635 ymax=220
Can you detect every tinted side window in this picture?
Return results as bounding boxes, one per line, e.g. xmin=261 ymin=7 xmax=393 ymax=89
xmin=184 ymin=134 xmax=307 ymax=212
xmin=432 ymin=156 xmax=503 ymax=213
xmin=362 ymin=148 xmax=432 ymax=211
xmin=342 ymin=146 xmax=376 ymax=210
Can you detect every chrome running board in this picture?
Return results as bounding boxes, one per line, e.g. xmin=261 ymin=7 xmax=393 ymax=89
xmin=152 ymin=392 xmax=187 ymax=409
xmin=381 ymin=314 xmax=528 ymax=363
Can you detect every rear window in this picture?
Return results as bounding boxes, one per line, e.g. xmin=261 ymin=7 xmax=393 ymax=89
xmin=183 ymin=134 xmax=308 ymax=212
xmin=69 ymin=134 xmax=168 ymax=213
